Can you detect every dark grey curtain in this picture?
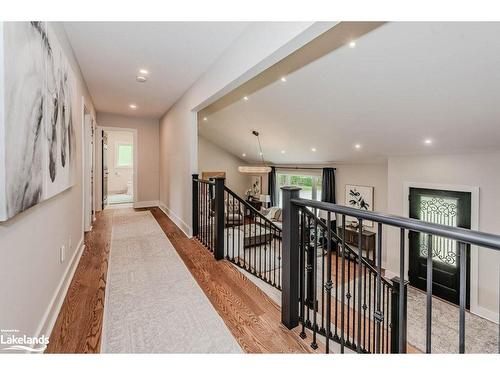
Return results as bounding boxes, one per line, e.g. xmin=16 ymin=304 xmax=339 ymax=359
xmin=321 ymin=167 xmax=336 ymax=203
xmin=321 ymin=167 xmax=336 ymax=229
xmin=268 ymin=167 xmax=277 ymax=206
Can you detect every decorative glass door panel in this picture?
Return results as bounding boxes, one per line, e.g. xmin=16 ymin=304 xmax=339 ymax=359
xmin=409 ymin=188 xmax=471 ymax=307
xmin=418 ymin=196 xmax=458 ymax=267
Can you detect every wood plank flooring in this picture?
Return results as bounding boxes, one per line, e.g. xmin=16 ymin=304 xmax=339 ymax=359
xmin=46 ymin=209 xmax=114 ymax=353
xmin=47 ymin=207 xmax=318 ymax=353
xmin=148 ymin=207 xmax=319 ymax=353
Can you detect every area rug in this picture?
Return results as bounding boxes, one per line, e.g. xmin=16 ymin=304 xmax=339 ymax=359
xmin=407 ymin=286 xmax=498 ymax=353
xmin=108 ymin=193 xmax=133 ymax=204
xmin=101 ymin=210 xmax=242 ymax=353
xmin=340 ymin=278 xmax=498 ymax=353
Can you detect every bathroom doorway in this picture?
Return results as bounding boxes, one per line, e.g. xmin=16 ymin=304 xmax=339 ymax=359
xmin=102 ymin=129 xmax=135 ymax=207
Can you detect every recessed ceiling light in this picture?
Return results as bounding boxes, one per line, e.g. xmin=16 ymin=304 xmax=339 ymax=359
xmin=311 ymin=147 xmax=317 ymax=152
xmin=136 ymin=76 xmax=147 ymax=83
xmin=424 ymin=138 xmax=433 ymax=145
xmin=129 ymin=104 xmax=137 ymax=109
xmin=281 ymin=150 xmax=285 ymax=154
xmin=139 ymin=69 xmax=149 ymax=75
xmin=242 ymin=153 xmax=246 ymax=157
xmin=280 ymin=77 xmax=287 ymax=82
xmin=355 ymin=144 xmax=361 ymax=149
xmin=349 ymin=41 xmax=356 ymax=48
xmin=243 ymin=96 xmax=249 ymax=101
xmin=203 ymin=117 xmax=208 ymax=121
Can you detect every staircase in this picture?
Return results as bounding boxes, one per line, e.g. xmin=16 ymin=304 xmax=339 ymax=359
xmin=192 ymin=174 xmax=500 ymax=354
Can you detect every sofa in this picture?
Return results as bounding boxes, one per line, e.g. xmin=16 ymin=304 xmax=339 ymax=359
xmin=261 ymin=206 xmax=283 ymax=229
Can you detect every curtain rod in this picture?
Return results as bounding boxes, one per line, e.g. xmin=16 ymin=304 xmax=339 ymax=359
xmin=271 ymin=166 xmax=335 ymax=171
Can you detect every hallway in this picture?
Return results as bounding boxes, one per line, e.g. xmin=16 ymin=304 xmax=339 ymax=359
xmin=47 ymin=207 xmax=318 ymax=353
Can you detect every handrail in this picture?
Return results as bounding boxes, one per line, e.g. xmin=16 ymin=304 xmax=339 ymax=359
xmin=302 ymin=206 xmax=394 ymax=288
xmin=224 ymin=186 xmax=282 ymax=233
xmin=292 ymin=198 xmax=500 ymax=251
xmin=193 ymin=178 xmax=215 ymax=185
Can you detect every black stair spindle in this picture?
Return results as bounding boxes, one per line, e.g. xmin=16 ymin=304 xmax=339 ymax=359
xmin=426 ymin=234 xmax=433 ymax=353
xmin=310 ymin=217 xmax=319 ymax=350
xmin=340 ymin=215 xmax=346 ymax=353
xmin=334 ymin=227 xmax=339 ymax=341
xmin=325 ymin=212 xmax=333 ymax=353
xmin=320 ymin=225 xmax=326 ymax=335
xmin=459 ymin=241 xmax=466 ymax=354
xmin=357 ymin=218 xmax=363 ymax=353
xmin=399 ymin=228 xmax=405 ymax=353
xmin=375 ymin=222 xmax=383 ymax=353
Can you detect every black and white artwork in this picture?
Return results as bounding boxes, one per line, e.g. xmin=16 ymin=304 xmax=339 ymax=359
xmin=345 ymin=184 xmax=374 ymax=227
xmin=0 ymin=22 xmax=76 ymax=221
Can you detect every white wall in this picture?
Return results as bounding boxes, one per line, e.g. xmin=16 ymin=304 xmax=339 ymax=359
xmin=387 ymin=152 xmax=500 ymax=321
xmin=106 ymin=131 xmax=134 ymax=194
xmin=198 ymin=135 xmax=250 ymax=196
xmin=0 ymin=22 xmax=96 ymax=340
xmin=96 ymin=112 xmax=159 ymax=206
xmin=159 ymin=22 xmax=336 ymax=236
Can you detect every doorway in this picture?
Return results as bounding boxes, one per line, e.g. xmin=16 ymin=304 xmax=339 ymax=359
xmin=83 ymin=107 xmax=95 ymax=232
xmin=408 ymin=187 xmax=471 ymax=307
xmin=101 ymin=129 xmax=135 ymax=208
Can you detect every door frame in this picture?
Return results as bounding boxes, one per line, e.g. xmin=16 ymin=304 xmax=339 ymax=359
xmin=81 ymin=97 xmax=96 ymax=233
xmin=402 ymin=182 xmax=479 ymax=315
xmin=96 ymin=126 xmax=138 ymax=210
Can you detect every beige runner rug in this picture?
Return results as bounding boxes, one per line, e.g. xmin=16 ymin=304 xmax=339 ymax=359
xmin=101 ymin=210 xmax=242 ymax=353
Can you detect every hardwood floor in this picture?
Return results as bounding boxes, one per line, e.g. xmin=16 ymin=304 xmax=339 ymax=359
xmin=46 ymin=209 xmax=114 ymax=353
xmin=148 ymin=207 xmax=319 ymax=353
xmin=47 ymin=207 xmax=318 ymax=353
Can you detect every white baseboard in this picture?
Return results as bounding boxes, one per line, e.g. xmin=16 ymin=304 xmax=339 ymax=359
xmin=158 ymin=202 xmax=192 ymax=238
xmin=35 ymin=237 xmax=85 ymax=350
xmin=133 ymin=200 xmax=159 ymax=209
xmin=471 ymin=305 xmax=499 ymax=324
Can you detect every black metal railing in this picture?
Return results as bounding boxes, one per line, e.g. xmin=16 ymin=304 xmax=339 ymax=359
xmin=297 ymin=207 xmax=396 ymax=353
xmin=281 ymin=186 xmax=500 ymax=354
xmin=192 ymin=176 xmax=216 ymax=253
xmin=192 ymin=175 xmax=283 ymax=289
xmin=223 ymin=186 xmax=283 ymax=289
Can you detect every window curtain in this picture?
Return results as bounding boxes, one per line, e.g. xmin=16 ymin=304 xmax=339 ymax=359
xmin=268 ymin=166 xmax=277 ymax=207
xmin=321 ymin=167 xmax=336 ymax=229
xmin=321 ymin=167 xmax=336 ymax=203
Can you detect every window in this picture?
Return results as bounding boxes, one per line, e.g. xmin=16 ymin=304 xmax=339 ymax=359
xmin=116 ymin=143 xmax=133 ymax=168
xmin=276 ymin=172 xmax=322 ymax=207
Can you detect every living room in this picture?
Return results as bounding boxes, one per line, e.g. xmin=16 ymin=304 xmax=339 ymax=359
xmin=196 ymin=21 xmax=500 ymax=352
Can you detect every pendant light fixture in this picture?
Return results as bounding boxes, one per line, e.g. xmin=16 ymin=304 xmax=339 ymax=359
xmin=238 ymin=130 xmax=272 ymax=174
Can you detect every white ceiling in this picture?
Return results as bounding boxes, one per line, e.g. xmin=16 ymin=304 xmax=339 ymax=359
xmin=199 ymin=22 xmax=500 ymax=164
xmin=64 ymin=22 xmax=250 ymax=118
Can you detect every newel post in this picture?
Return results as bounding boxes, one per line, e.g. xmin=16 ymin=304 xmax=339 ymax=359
xmin=192 ymin=174 xmax=199 ymax=237
xmin=213 ymin=177 xmax=225 ymax=261
xmin=281 ymin=186 xmax=301 ymax=329
xmin=390 ymin=276 xmax=409 ymax=353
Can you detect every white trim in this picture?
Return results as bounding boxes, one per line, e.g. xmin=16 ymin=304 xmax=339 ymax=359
xmin=35 ymin=237 xmax=85 ymax=350
xmin=0 ymin=22 xmax=6 ymax=221
xmin=402 ymin=181 xmax=480 ymax=317
xmin=81 ymin=98 xmax=95 ymax=232
xmin=159 ymin=202 xmax=192 ymax=238
xmin=474 ymin=305 xmax=499 ymax=324
xmin=133 ymin=200 xmax=159 ymax=209
xmin=97 ymin=126 xmax=138 ymax=209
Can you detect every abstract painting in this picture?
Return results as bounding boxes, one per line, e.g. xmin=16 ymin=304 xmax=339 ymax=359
xmin=345 ymin=184 xmax=374 ymax=227
xmin=0 ymin=22 xmax=76 ymax=221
